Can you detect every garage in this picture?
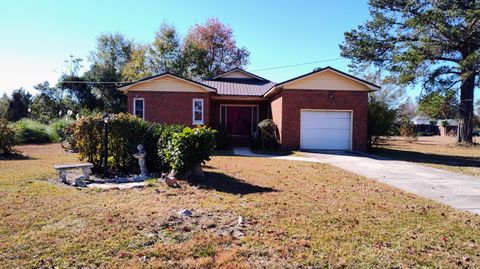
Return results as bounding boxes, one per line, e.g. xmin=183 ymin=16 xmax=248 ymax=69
xmin=300 ymin=110 xmax=352 ymax=150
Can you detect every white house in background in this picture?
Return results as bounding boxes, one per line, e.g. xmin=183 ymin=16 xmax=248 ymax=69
xmin=410 ymin=116 xmax=459 ymax=136
xmin=437 ymin=119 xmax=459 ymax=136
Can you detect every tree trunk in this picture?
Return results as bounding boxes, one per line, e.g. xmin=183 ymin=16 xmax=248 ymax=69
xmin=458 ymin=74 xmax=475 ymax=143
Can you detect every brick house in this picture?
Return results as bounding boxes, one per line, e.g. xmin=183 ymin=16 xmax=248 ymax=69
xmin=119 ymin=67 xmax=379 ymax=151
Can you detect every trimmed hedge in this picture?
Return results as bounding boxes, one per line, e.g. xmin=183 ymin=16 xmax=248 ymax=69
xmin=72 ymin=113 xmax=217 ymax=177
xmin=72 ymin=113 xmax=185 ymax=174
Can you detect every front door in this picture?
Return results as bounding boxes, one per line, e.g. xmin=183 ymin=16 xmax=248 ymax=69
xmin=227 ymin=106 xmax=252 ymax=136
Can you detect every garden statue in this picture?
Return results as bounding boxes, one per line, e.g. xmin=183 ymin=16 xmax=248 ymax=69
xmin=133 ymin=144 xmax=148 ymax=178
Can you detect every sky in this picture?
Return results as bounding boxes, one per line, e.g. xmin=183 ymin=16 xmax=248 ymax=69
xmin=0 ymin=0 xmax=421 ymax=98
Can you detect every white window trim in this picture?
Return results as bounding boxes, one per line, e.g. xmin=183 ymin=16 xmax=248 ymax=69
xmin=192 ymin=98 xmax=204 ymax=125
xmin=133 ymin=98 xmax=145 ymax=120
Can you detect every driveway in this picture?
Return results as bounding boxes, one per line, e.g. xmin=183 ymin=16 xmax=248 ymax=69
xmin=303 ymin=151 xmax=480 ymax=215
xmin=232 ymin=147 xmax=480 ymax=214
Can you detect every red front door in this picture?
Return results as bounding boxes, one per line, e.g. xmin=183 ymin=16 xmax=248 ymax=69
xmin=227 ymin=106 xmax=252 ymax=136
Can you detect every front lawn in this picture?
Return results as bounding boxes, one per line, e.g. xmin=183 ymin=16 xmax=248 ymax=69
xmin=372 ymin=136 xmax=480 ymax=177
xmin=1 ymin=143 xmax=480 ymax=268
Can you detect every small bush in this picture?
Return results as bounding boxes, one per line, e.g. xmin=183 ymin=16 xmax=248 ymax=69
xmin=447 ymin=129 xmax=457 ymax=136
xmin=161 ymin=126 xmax=217 ymax=175
xmin=212 ymin=124 xmax=229 ymax=149
xmin=50 ymin=118 xmax=75 ymax=142
xmin=399 ymin=119 xmax=417 ymax=139
xmin=13 ymin=119 xmax=56 ymax=144
xmin=62 ymin=122 xmax=77 ymax=150
xmin=368 ymin=96 xmax=396 ymax=146
xmin=257 ymin=119 xmax=279 ymax=150
xmin=0 ymin=118 xmax=16 ymax=155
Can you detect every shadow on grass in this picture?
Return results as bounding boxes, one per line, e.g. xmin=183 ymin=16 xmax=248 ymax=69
xmin=371 ymin=147 xmax=480 ymax=168
xmin=194 ymin=171 xmax=278 ymax=195
xmin=0 ymin=153 xmax=35 ymax=161
xmin=212 ymin=150 xmax=234 ymax=156
xmin=249 ymin=148 xmax=296 ymax=156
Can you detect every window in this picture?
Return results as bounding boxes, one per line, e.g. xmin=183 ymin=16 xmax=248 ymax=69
xmin=192 ymin=99 xmax=204 ymax=125
xmin=134 ymin=98 xmax=144 ymax=119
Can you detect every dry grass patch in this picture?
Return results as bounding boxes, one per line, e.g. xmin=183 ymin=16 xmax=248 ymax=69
xmin=372 ymin=136 xmax=480 ymax=177
xmin=1 ymin=143 xmax=480 ymax=268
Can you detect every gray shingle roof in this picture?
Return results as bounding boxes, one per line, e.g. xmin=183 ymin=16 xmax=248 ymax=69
xmin=201 ymin=78 xmax=276 ymax=96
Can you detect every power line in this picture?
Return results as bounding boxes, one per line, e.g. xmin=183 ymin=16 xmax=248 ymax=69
xmin=59 ymin=57 xmax=345 ymax=84
xmin=251 ymin=57 xmax=344 ymax=72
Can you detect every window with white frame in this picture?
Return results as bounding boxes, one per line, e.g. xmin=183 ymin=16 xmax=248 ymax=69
xmin=133 ymin=98 xmax=144 ymax=119
xmin=192 ymin=99 xmax=204 ymax=125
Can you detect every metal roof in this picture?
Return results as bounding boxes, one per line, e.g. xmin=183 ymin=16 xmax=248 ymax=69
xmin=201 ymin=79 xmax=276 ymax=96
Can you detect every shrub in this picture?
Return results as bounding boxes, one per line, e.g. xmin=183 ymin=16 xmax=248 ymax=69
xmin=73 ymin=113 xmax=183 ymax=174
xmin=161 ymin=126 xmax=217 ymax=175
xmin=50 ymin=118 xmax=75 ymax=142
xmin=13 ymin=119 xmax=56 ymax=144
xmin=368 ymin=96 xmax=396 ymax=146
xmin=257 ymin=119 xmax=279 ymax=150
xmin=399 ymin=119 xmax=417 ymax=139
xmin=0 ymin=118 xmax=16 ymax=155
xmin=62 ymin=122 xmax=77 ymax=150
xmin=211 ymin=124 xmax=229 ymax=149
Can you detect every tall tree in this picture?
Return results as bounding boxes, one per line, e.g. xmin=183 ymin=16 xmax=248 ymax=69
xmin=184 ymin=18 xmax=250 ymax=78
xmin=397 ymin=97 xmax=418 ymax=120
xmin=418 ymin=90 xmax=459 ymax=120
xmin=59 ymin=55 xmax=98 ymax=110
xmin=121 ymin=45 xmax=152 ymax=81
xmin=149 ymin=23 xmax=183 ymax=75
xmin=59 ymin=75 xmax=98 ymax=110
xmin=0 ymin=94 xmax=9 ymax=119
xmin=86 ymin=33 xmax=133 ymax=112
xmin=340 ymin=0 xmax=480 ymax=143
xmin=6 ymin=89 xmax=32 ymax=121
xmin=63 ymin=55 xmax=84 ymax=77
xmin=30 ymin=82 xmax=73 ymax=123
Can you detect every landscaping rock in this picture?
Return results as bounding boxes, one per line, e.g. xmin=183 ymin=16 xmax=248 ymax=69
xmin=237 ymin=216 xmax=244 ymax=226
xmin=231 ymin=229 xmax=245 ymax=238
xmin=75 ymin=178 xmax=87 ymax=187
xmin=160 ymin=172 xmax=180 ymax=188
xmin=178 ymin=209 xmax=193 ymax=217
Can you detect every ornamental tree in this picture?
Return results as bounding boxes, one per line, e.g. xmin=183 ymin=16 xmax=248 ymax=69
xmin=340 ymin=0 xmax=480 ymax=143
xmin=184 ymin=18 xmax=250 ymax=78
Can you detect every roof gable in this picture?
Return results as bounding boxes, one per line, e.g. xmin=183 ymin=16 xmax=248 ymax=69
xmin=118 ymin=73 xmax=216 ymax=93
xmin=212 ymin=68 xmax=269 ymax=81
xmin=279 ymin=67 xmax=380 ymax=91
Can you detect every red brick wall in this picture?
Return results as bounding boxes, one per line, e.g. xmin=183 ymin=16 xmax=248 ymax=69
xmin=277 ymin=89 xmax=368 ymax=151
xmin=269 ymin=92 xmax=283 ymax=142
xmin=127 ymin=91 xmax=211 ymax=126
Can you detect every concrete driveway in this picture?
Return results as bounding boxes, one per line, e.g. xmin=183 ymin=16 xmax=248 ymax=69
xmin=303 ymin=151 xmax=480 ymax=215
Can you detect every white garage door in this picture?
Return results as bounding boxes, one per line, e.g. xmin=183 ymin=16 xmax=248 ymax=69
xmin=300 ymin=111 xmax=351 ymax=150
